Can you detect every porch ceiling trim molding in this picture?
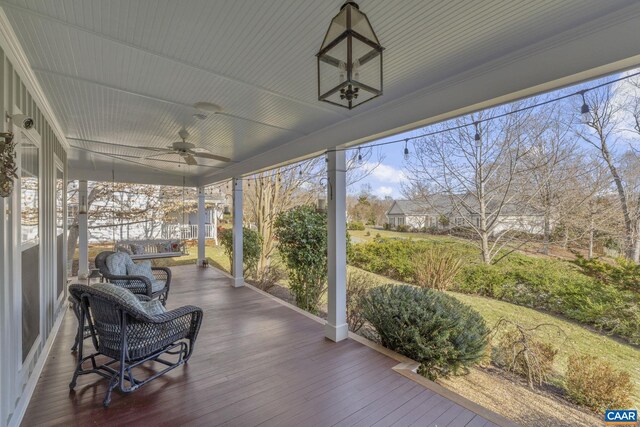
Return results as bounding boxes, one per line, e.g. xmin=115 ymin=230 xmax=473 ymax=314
xmin=0 ymin=7 xmax=69 ymax=150
xmin=198 ymin=2 xmax=640 ymax=186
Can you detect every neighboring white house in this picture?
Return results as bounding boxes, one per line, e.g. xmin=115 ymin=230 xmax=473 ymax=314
xmin=386 ymin=197 xmax=546 ymax=235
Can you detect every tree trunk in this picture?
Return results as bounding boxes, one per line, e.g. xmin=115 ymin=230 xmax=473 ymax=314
xmin=632 ymin=218 xmax=640 ymax=263
xmin=600 ymin=137 xmax=636 ymax=260
xmin=480 ymin=233 xmax=491 ymax=264
xmin=588 ymin=228 xmax=594 ymax=260
xmin=542 ymin=207 xmax=551 ymax=255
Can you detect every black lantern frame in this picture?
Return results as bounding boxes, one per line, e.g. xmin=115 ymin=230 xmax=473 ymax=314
xmin=316 ymin=1 xmax=384 ymax=110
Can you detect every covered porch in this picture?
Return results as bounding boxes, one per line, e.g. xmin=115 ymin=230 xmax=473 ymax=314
xmin=21 ymin=265 xmax=503 ymax=427
xmin=1 ymin=1 xmax=639 ymax=426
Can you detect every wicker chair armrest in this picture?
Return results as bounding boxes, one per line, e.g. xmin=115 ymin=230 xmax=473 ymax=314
xmin=105 ymin=274 xmax=153 ymax=296
xmin=149 ymin=305 xmax=203 ymax=339
xmin=151 ymin=267 xmax=171 ymax=289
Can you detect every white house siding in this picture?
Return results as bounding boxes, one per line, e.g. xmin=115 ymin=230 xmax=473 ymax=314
xmin=386 ymin=200 xmax=545 ymax=235
xmin=0 ymin=33 xmax=68 ymax=427
xmin=492 ymin=215 xmax=545 ymax=235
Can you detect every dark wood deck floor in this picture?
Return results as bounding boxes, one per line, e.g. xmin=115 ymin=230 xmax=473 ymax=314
xmin=21 ymin=266 xmax=501 ymax=427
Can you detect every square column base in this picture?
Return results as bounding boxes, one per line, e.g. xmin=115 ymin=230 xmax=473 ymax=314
xmin=325 ymin=322 xmax=348 ymax=342
xmin=232 ymin=277 xmax=244 ymax=288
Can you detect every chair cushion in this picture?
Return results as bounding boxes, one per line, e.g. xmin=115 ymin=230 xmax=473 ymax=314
xmin=127 ymin=260 xmax=154 ymax=281
xmin=92 ymin=283 xmax=165 ymax=318
xmin=106 ymin=252 xmax=134 ymax=285
xmin=141 ymin=299 xmax=167 ymax=316
xmin=151 ymin=280 xmax=166 ymax=293
xmin=92 ymin=282 xmax=146 ymax=313
xmin=125 ymin=262 xmax=166 ymax=294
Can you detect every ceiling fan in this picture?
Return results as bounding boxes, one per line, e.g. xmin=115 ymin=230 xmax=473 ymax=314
xmin=139 ymin=129 xmax=231 ymax=166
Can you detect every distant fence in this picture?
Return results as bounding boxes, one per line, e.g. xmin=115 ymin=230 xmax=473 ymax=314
xmin=161 ymin=224 xmax=217 ymax=242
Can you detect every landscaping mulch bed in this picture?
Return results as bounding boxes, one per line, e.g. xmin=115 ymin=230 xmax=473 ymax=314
xmin=439 ymin=366 xmax=601 ymax=427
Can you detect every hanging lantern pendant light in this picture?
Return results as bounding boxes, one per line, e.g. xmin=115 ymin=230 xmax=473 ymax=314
xmin=317 ymin=1 xmax=384 ymax=109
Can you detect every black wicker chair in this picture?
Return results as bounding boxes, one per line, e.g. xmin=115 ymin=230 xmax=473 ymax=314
xmin=95 ymin=251 xmax=172 ymax=305
xmin=68 ymin=291 xmax=152 ymax=352
xmin=68 ymin=283 xmax=203 ymax=407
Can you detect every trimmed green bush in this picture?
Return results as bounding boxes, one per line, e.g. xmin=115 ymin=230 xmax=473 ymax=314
xmin=219 ymin=227 xmax=262 ymax=278
xmin=361 ymin=284 xmax=489 ymax=380
xmin=572 ymin=254 xmax=640 ymax=292
xmin=347 ymin=221 xmax=366 ymax=231
xmin=456 ymin=254 xmax=640 ymax=344
xmin=349 ymin=238 xmax=477 ymax=283
xmin=350 ymin=238 xmax=640 ymax=344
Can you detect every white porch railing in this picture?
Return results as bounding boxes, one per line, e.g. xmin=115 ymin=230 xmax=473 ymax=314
xmin=162 ymin=224 xmax=218 ymax=242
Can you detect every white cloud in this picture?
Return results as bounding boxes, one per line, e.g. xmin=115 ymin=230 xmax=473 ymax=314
xmin=364 ymin=162 xmax=406 ymax=184
xmin=375 ymin=186 xmax=394 ymax=197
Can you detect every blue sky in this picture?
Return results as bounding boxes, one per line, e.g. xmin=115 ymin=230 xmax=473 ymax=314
xmin=346 ymin=68 xmax=639 ymax=200
xmin=347 ymin=133 xmax=412 ymax=199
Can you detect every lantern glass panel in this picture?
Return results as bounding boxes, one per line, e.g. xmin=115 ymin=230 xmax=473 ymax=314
xmin=350 ymin=6 xmax=379 ymax=44
xmin=320 ymin=8 xmax=348 ymax=51
xmin=319 ymin=39 xmax=347 ymax=101
xmin=351 ymin=36 xmax=381 ymax=91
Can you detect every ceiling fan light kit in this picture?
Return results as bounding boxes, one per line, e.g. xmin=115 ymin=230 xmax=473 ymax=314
xmin=136 ymin=129 xmax=231 ymax=166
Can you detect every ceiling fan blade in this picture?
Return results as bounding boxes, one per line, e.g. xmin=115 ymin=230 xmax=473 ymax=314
xmin=142 ymin=151 xmax=174 ymax=160
xmin=182 ymin=154 xmax=198 ymax=166
xmin=190 ymin=151 xmax=231 ymax=162
xmin=66 ymin=137 xmax=172 ymax=152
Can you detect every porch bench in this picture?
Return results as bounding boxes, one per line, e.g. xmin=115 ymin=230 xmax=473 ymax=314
xmin=115 ymin=239 xmax=186 ymax=260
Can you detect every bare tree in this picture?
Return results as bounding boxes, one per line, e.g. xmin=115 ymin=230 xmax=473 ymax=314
xmin=578 ymin=84 xmax=640 ymax=261
xmin=245 ymin=149 xmax=383 ymax=278
xmin=66 ymin=182 xmax=195 ymax=273
xmin=560 ymin=157 xmax=622 ymax=258
xmin=244 ymin=159 xmax=323 ymax=276
xmin=405 ymin=102 xmax=558 ymax=264
xmin=519 ymin=110 xmax=578 ymax=255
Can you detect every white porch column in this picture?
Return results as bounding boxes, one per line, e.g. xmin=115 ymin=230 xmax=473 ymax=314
xmin=78 ymin=180 xmax=89 ymax=280
xmin=213 ymin=206 xmax=219 ymax=246
xmin=197 ymin=186 xmax=206 ymax=266
xmin=326 ymin=150 xmax=348 ymax=342
xmin=232 ymin=178 xmax=243 ymax=287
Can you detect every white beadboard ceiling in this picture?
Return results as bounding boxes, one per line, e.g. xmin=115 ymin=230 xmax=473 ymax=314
xmin=2 ymin=0 xmax=640 ymax=185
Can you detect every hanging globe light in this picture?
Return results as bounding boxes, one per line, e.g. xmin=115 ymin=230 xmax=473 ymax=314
xmin=317 ymin=1 xmax=384 ymax=109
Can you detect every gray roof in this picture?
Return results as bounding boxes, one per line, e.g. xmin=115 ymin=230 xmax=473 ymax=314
xmin=387 ymin=196 xmax=542 ymax=217
xmin=387 ymin=197 xmax=457 ymax=216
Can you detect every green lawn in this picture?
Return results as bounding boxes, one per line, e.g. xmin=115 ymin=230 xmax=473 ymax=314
xmin=151 ymin=242 xmax=230 ymax=270
xmin=84 ymin=241 xmax=231 ymax=271
xmin=349 ymin=227 xmax=468 ymax=244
